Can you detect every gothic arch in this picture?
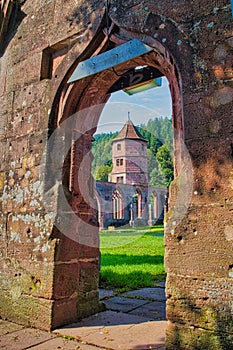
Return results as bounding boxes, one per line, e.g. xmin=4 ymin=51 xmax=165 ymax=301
xmin=45 ymin=25 xmax=184 ymax=328
xmin=1 ymin=2 xmax=232 ymax=346
xmin=135 ymin=188 xmax=142 ymax=219
xmin=112 ymin=188 xmax=123 ymax=220
xmin=46 ymin=28 xmax=185 ymax=219
xmin=150 ymin=191 xmax=158 ymax=220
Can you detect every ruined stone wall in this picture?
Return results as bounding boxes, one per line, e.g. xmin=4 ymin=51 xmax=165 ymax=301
xmin=0 ymin=0 xmax=232 ymax=347
xmin=108 ymin=1 xmax=233 ymax=347
xmin=0 ymin=0 xmax=106 ymax=330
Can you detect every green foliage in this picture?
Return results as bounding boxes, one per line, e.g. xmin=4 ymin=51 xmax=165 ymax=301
xmin=156 ymin=145 xmax=174 ymax=187
xmin=147 ymin=149 xmax=158 ymax=175
xmin=95 ymin=164 xmax=113 ymax=181
xmin=92 ymin=132 xmax=117 ymax=173
xmin=100 ymin=226 xmax=165 ymax=290
xmin=92 ymin=117 xmax=174 ymax=188
xmin=149 ymin=166 xmax=167 ymax=188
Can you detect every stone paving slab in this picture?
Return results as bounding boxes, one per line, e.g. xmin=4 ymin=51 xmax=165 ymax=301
xmin=122 ymin=288 xmax=166 ymax=301
xmin=154 ymin=281 xmax=166 ymax=288
xmin=0 ymin=320 xmax=23 ymax=336
xmin=56 ymin=318 xmax=167 ymax=350
xmin=56 ymin=310 xmax=150 ymax=331
xmin=103 ymin=296 xmax=149 ymax=312
xmin=0 ymin=328 xmax=55 ymax=350
xmin=99 ymin=289 xmax=115 ymax=300
xmin=28 ymin=337 xmax=107 ymax=350
xmin=129 ymin=301 xmax=166 ymax=321
xmin=0 ymin=287 xmax=167 ymax=350
xmin=81 ymin=321 xmax=166 ymax=350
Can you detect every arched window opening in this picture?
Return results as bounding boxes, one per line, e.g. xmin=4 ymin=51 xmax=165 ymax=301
xmin=112 ymin=190 xmax=123 ymax=219
xmin=136 ymin=188 xmax=142 ymax=218
xmin=152 ymin=192 xmax=158 ymax=219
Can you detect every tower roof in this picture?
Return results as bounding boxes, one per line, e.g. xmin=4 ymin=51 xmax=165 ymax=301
xmin=112 ymin=119 xmax=147 ymax=143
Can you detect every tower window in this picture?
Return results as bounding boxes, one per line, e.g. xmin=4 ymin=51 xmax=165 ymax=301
xmin=116 ymin=159 xmax=123 ymax=166
xmin=117 ymin=144 xmax=121 ymax=151
xmin=116 ymin=176 xmax=124 ymax=183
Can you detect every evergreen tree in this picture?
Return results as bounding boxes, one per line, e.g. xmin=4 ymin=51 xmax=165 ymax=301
xmin=149 ymin=166 xmax=167 ymax=188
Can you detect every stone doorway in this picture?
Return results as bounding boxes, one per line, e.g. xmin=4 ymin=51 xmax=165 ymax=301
xmin=1 ymin=2 xmax=232 ymax=347
xmin=46 ymin=29 xmax=183 ymax=330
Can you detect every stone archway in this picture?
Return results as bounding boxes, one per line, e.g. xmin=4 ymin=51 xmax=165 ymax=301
xmin=46 ymin=29 xmax=182 ymax=330
xmin=1 ymin=2 xmax=232 ymax=348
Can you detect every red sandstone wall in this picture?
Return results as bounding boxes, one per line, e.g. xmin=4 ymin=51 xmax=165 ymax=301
xmin=0 ymin=1 xmax=232 ymax=347
xmin=108 ymin=2 xmax=233 ymax=347
xmin=0 ymin=0 xmax=105 ymax=330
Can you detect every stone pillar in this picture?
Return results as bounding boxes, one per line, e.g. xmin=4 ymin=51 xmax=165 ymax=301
xmin=148 ymin=203 xmax=153 ymax=226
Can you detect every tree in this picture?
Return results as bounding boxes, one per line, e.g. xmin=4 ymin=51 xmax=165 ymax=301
xmin=156 ymin=145 xmax=174 ymax=187
xmin=95 ymin=164 xmax=112 ymax=182
xmin=149 ymin=166 xmax=167 ymax=188
xmin=147 ymin=149 xmax=157 ymax=177
xmin=91 ymin=132 xmax=116 ymax=172
xmin=150 ymin=136 xmax=163 ymax=154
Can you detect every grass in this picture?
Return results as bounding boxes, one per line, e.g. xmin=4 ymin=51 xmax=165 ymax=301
xmin=99 ymin=225 xmax=165 ymax=291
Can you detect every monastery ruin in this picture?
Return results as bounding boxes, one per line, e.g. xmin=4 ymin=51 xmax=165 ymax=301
xmin=0 ymin=0 xmax=232 ymax=348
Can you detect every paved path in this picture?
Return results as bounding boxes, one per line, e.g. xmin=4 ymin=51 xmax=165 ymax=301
xmin=0 ymin=283 xmax=166 ymax=350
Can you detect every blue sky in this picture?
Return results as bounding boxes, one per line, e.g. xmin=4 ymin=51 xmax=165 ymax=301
xmin=96 ymin=77 xmax=172 ymax=134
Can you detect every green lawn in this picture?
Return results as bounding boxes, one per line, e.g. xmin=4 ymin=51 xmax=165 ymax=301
xmin=99 ymin=225 xmax=165 ymax=291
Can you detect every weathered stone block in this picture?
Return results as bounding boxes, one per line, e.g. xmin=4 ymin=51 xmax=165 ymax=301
xmin=51 ymin=297 xmax=78 ymax=330
xmin=183 ymin=88 xmax=233 ymax=141
xmin=8 ymin=6 xmax=52 ymax=65
xmin=165 ymin=204 xmax=233 ymax=277
xmin=28 ymin=131 xmax=48 ymax=166
xmin=186 ymin=138 xmax=233 ymax=205
xmin=166 ymin=274 xmax=233 ymax=349
xmin=166 ymin=321 xmax=233 ymax=350
xmin=78 ymin=260 xmax=99 ymax=293
xmin=5 ymin=52 xmax=42 ymax=93
xmin=77 ymin=290 xmax=103 ymax=320
xmin=13 ymin=81 xmax=50 ymax=113
xmin=0 ymin=142 xmax=8 ymax=172
xmin=8 ymin=84 xmax=51 ymax=139
xmin=143 ymin=0 xmax=225 ymax=22
xmin=0 ymin=214 xmax=7 ymax=259
xmin=0 ymin=92 xmax=13 ymax=117
xmin=0 ymin=113 xmax=9 ymax=140
xmin=0 ymin=257 xmax=54 ymax=300
xmin=142 ymin=12 xmax=194 ymax=87
xmin=53 ymin=0 xmax=104 ymax=41
xmin=2 ymin=172 xmax=45 ymax=213
xmin=2 ymin=137 xmax=29 ymax=171
xmin=53 ymin=230 xmax=99 ymax=262
xmin=53 ymin=263 xmax=80 ymax=299
xmin=6 ymin=212 xmax=54 ymax=261
xmin=0 ymin=288 xmax=54 ymax=330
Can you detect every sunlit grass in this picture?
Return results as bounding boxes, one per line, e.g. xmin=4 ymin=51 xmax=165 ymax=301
xmin=100 ymin=225 xmax=165 ymax=291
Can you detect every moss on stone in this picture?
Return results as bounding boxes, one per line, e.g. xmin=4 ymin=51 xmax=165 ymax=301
xmin=0 ymin=289 xmax=53 ymax=330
